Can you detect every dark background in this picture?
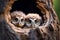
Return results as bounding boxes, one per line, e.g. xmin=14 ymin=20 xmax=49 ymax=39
xmin=10 ymin=0 xmax=60 ymax=21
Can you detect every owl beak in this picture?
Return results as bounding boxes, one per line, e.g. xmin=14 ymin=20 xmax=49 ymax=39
xmin=19 ymin=19 xmax=24 ymax=27
xmin=19 ymin=23 xmax=23 ymax=28
xmin=31 ymin=20 xmax=35 ymax=27
xmin=19 ymin=21 xmax=23 ymax=27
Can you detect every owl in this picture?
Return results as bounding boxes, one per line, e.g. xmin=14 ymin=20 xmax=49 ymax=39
xmin=25 ymin=13 xmax=42 ymax=28
xmin=11 ymin=11 xmax=26 ymax=28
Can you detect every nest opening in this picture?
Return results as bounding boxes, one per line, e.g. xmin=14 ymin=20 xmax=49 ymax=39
xmin=10 ymin=0 xmax=44 ymax=22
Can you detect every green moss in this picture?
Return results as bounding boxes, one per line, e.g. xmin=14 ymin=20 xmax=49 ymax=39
xmin=53 ymin=0 xmax=60 ymax=20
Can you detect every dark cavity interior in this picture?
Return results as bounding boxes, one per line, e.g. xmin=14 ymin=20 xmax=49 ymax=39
xmin=10 ymin=0 xmax=44 ymax=23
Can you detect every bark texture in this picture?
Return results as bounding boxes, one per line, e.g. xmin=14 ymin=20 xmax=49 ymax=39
xmin=0 ymin=0 xmax=60 ymax=40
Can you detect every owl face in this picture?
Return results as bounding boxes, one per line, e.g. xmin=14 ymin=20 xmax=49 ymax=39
xmin=25 ymin=13 xmax=42 ymax=28
xmin=11 ymin=11 xmax=26 ymax=28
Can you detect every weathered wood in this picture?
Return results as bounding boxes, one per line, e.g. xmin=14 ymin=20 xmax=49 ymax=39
xmin=0 ymin=0 xmax=60 ymax=40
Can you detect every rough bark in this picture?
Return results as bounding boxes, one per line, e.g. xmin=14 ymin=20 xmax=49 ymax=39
xmin=0 ymin=0 xmax=60 ymax=40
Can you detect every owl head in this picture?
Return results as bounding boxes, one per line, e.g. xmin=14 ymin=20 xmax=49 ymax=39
xmin=25 ymin=13 xmax=42 ymax=28
xmin=11 ymin=11 xmax=26 ymax=28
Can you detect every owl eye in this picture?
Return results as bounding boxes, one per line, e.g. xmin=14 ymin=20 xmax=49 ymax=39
xmin=21 ymin=19 xmax=24 ymax=22
xmin=14 ymin=17 xmax=18 ymax=22
xmin=35 ymin=19 xmax=40 ymax=23
xmin=26 ymin=19 xmax=31 ymax=24
xmin=28 ymin=19 xmax=31 ymax=23
xmin=35 ymin=20 xmax=38 ymax=23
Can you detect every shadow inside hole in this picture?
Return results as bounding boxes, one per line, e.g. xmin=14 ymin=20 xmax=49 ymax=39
xmin=10 ymin=0 xmax=44 ymax=23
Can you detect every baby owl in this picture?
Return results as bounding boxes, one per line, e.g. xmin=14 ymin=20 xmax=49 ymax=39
xmin=25 ymin=13 xmax=42 ymax=28
xmin=11 ymin=11 xmax=26 ymax=28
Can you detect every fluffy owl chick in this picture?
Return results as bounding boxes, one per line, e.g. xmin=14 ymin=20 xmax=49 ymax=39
xmin=11 ymin=11 xmax=26 ymax=28
xmin=25 ymin=13 xmax=42 ymax=28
